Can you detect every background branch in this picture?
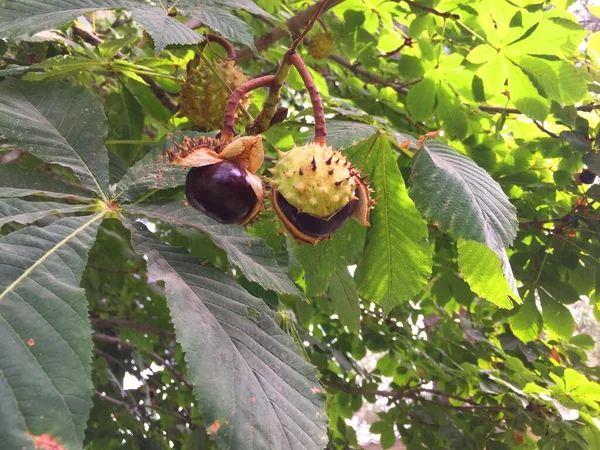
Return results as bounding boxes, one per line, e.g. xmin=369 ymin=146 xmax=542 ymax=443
xmin=72 ymin=26 xmax=178 ymax=114
xmin=236 ymin=0 xmax=345 ymax=62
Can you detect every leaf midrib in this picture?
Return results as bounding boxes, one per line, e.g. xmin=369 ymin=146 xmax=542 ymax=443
xmin=0 ymin=212 xmax=104 ymax=302
xmin=11 ymin=84 xmax=107 ymax=199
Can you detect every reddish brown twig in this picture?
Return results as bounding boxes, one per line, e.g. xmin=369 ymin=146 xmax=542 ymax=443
xmin=221 ymin=75 xmax=275 ymax=141
xmin=289 ymin=0 xmax=329 ymax=52
xmin=236 ymin=0 xmax=344 ymax=62
xmin=246 ymin=1 xmax=330 ymax=135
xmin=205 ymin=33 xmax=236 ymax=60
xmin=289 ymin=53 xmax=327 ymax=145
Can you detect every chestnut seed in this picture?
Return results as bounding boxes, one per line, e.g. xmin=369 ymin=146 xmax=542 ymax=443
xmin=185 ymin=161 xmax=257 ymax=224
xmin=579 ymin=169 xmax=597 ymax=184
xmin=276 ymin=191 xmax=358 ymax=238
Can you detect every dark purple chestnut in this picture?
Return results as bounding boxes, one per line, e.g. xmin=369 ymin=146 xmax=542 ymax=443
xmin=275 ymin=191 xmax=358 ymax=238
xmin=578 ymin=169 xmax=597 ymax=184
xmin=185 ymin=161 xmax=257 ymax=224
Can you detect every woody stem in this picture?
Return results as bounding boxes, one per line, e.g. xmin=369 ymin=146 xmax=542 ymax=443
xmin=289 ymin=53 xmax=327 ymax=145
xmin=205 ymin=34 xmax=236 ymax=60
xmin=221 ymin=75 xmax=275 ymax=142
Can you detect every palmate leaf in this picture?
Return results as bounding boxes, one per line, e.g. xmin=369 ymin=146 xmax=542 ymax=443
xmin=409 ymin=139 xmax=518 ymax=252
xmin=127 ymin=222 xmax=328 ymax=450
xmin=0 ymin=0 xmax=265 ymax=54
xmin=0 ymin=213 xmax=103 ymax=450
xmin=128 ymin=4 xmax=204 ymax=54
xmin=0 ymin=79 xmax=110 ymax=198
xmin=0 ymin=0 xmax=202 ymax=54
xmin=0 ymin=0 xmax=124 ymax=38
xmin=126 ymin=202 xmax=302 ymax=296
xmin=0 ymin=164 xmax=92 ymax=200
xmin=346 ymin=135 xmax=433 ymax=312
xmin=0 ymin=198 xmax=92 ymax=226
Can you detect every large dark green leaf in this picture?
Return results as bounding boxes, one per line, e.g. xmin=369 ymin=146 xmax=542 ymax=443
xmin=180 ymin=0 xmax=272 ymax=18
xmin=128 ymin=222 xmax=328 ymax=450
xmin=409 ymin=139 xmax=518 ymax=252
xmin=126 ymin=201 xmax=301 ymax=296
xmin=0 ymin=0 xmax=123 ymax=38
xmin=0 ymin=164 xmax=91 ymax=200
xmin=329 ymin=266 xmax=361 ymax=333
xmin=347 ymin=136 xmax=433 ymax=312
xmin=129 ymin=4 xmax=204 ymax=54
xmin=0 ymin=198 xmax=91 ymax=226
xmin=114 ymin=139 xmax=189 ymax=202
xmin=188 ymin=7 xmax=256 ymax=53
xmin=0 ymin=213 xmax=103 ymax=450
xmin=294 ymin=220 xmax=366 ymax=298
xmin=0 ymin=79 xmax=110 ymax=198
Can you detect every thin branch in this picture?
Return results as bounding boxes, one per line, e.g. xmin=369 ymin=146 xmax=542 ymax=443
xmin=221 ymin=75 xmax=275 ymax=141
xmin=205 ymin=33 xmax=236 ymax=60
xmin=246 ymin=59 xmax=294 ymax=134
xmin=246 ymin=2 xmax=330 ymax=135
xmin=290 ymin=53 xmax=327 ymax=144
xmin=289 ymin=0 xmax=329 ymax=53
xmin=92 ymin=333 xmax=192 ymax=389
xmin=95 ymin=391 xmax=189 ymax=423
xmin=402 ymin=0 xmax=460 ymax=19
xmin=91 ymin=318 xmax=175 ymax=338
xmin=236 ymin=0 xmax=345 ymax=62
xmin=322 ymin=379 xmax=531 ymax=413
xmin=72 ymin=25 xmax=178 ymax=114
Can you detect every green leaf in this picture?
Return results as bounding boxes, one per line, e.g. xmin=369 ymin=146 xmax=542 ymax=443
xmin=125 ymin=202 xmax=301 ymax=296
xmin=507 ymin=17 xmax=586 ymax=57
xmin=436 ymin=81 xmax=468 ymax=139
xmin=105 ymin=87 xmax=145 ymax=166
xmin=311 ymin=120 xmax=378 ymax=149
xmin=0 ymin=79 xmax=110 ymax=198
xmin=348 ymin=136 xmax=433 ymax=312
xmin=0 ymin=198 xmax=91 ymax=226
xmin=294 ymin=220 xmax=366 ymax=298
xmin=0 ymin=0 xmax=123 ymax=38
xmin=121 ymin=76 xmax=173 ymax=122
xmin=457 ymin=240 xmax=519 ymax=309
xmin=22 ymin=55 xmax=102 ymax=81
xmin=129 ymin=4 xmax=204 ymax=54
xmin=509 ymin=295 xmax=543 ymax=342
xmin=329 ymin=266 xmax=361 ymax=334
xmin=380 ymin=426 xmax=396 ymax=449
xmin=114 ymin=137 xmax=190 ymax=201
xmin=505 ymin=59 xmax=550 ymax=120
xmin=409 ymin=139 xmax=518 ymax=252
xmin=0 ymin=164 xmax=91 ymax=200
xmin=183 ymin=0 xmax=273 ymax=18
xmin=406 ymin=78 xmax=436 ymax=122
xmin=128 ymin=222 xmax=328 ymax=450
xmin=512 ymin=55 xmax=587 ymax=105
xmin=0 ymin=213 xmax=103 ymax=450
xmin=541 ymin=293 xmax=575 ymax=340
xmin=188 ymin=7 xmax=256 ymax=53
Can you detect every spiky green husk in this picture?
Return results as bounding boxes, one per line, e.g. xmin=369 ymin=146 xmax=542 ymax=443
xmin=179 ymin=60 xmax=249 ymax=130
xmin=308 ymin=33 xmax=335 ymax=60
xmin=270 ymin=143 xmax=357 ymax=218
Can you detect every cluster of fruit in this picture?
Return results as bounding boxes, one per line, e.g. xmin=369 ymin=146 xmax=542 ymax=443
xmin=168 ymin=135 xmax=374 ymax=245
